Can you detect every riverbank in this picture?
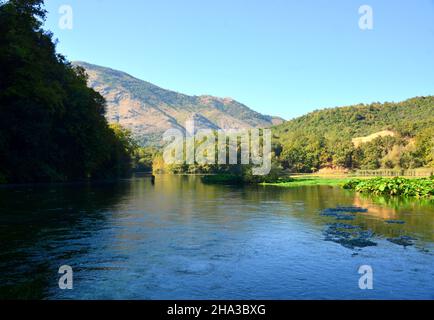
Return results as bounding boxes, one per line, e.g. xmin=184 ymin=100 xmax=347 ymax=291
xmin=202 ymin=173 xmax=434 ymax=199
xmin=261 ymin=176 xmax=352 ymax=187
xmin=264 ymin=175 xmax=434 ymax=199
xmin=201 ymin=174 xmax=353 ymax=187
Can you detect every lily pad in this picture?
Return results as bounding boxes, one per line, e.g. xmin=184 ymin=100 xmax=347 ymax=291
xmin=385 ymin=220 xmax=405 ymax=225
xmin=321 ymin=206 xmax=367 ymax=217
xmin=387 ymin=236 xmax=415 ymax=247
xmin=323 ymin=223 xmax=377 ymax=249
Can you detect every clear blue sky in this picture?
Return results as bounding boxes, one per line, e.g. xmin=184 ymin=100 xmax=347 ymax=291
xmin=44 ymin=0 xmax=434 ymax=120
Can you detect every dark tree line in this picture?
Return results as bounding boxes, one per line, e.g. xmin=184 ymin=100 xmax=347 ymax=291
xmin=0 ymin=0 xmax=132 ymax=183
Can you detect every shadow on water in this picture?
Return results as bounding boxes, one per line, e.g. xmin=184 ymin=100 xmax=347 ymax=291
xmin=0 ymin=175 xmax=433 ymax=299
xmin=0 ymin=180 xmax=131 ymax=299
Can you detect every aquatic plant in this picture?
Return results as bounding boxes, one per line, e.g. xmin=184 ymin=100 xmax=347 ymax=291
xmin=343 ymin=177 xmax=434 ymax=198
xmin=387 ymin=236 xmax=415 ymax=247
xmin=321 ymin=206 xmax=368 ymax=214
xmin=323 ymin=223 xmax=377 ymax=249
xmin=320 ymin=207 xmax=367 ymax=219
xmin=385 ymin=220 xmax=405 ymax=224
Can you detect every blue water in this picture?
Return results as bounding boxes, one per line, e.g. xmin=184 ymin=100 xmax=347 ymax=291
xmin=0 ymin=175 xmax=433 ymax=299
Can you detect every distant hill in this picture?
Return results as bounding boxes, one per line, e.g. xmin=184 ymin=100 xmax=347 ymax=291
xmin=272 ymin=96 xmax=434 ymax=172
xmin=273 ymin=96 xmax=434 ymax=140
xmin=73 ymin=62 xmax=284 ymax=146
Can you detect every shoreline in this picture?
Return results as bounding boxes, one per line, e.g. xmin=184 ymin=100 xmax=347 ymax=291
xmin=260 ymin=176 xmax=352 ymax=187
xmin=0 ymin=172 xmax=154 ymax=189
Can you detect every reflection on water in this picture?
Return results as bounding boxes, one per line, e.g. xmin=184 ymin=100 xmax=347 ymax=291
xmin=0 ymin=175 xmax=433 ymax=299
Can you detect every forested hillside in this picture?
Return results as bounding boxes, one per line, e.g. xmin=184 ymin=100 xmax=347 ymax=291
xmin=275 ymin=96 xmax=434 ymax=138
xmin=0 ymin=0 xmax=133 ymax=183
xmin=272 ymin=97 xmax=434 ymax=172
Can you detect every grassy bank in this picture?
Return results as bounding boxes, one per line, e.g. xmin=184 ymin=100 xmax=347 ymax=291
xmin=201 ymin=174 xmax=352 ymax=187
xmin=261 ymin=176 xmax=352 ymax=187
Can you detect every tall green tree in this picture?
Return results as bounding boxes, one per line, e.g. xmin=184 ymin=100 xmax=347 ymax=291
xmin=0 ymin=0 xmax=132 ymax=183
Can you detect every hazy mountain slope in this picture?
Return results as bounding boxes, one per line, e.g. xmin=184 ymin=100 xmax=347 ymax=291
xmin=73 ymin=61 xmax=284 ymax=145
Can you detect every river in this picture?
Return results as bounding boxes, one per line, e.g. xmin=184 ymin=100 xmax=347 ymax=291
xmin=0 ymin=175 xmax=433 ymax=299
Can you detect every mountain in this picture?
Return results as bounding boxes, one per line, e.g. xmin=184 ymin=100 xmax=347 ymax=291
xmin=73 ymin=62 xmax=284 ymax=146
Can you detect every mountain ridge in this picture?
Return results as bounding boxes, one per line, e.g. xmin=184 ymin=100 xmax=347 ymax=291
xmin=273 ymin=95 xmax=434 ymax=139
xmin=73 ymin=61 xmax=284 ymax=146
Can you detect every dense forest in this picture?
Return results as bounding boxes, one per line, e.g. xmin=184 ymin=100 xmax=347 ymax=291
xmin=150 ymin=97 xmax=434 ymax=176
xmin=0 ymin=0 xmax=134 ymax=183
xmin=272 ymin=97 xmax=434 ymax=173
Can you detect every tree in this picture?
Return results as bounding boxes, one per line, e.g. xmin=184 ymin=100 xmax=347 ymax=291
xmin=414 ymin=127 xmax=434 ymax=167
xmin=0 ymin=0 xmax=133 ymax=183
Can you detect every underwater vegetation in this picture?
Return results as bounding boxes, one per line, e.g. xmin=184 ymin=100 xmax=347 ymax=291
xmin=319 ymin=206 xmax=418 ymax=250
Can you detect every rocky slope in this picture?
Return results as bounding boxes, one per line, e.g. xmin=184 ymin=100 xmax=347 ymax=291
xmin=74 ymin=61 xmax=284 ymax=145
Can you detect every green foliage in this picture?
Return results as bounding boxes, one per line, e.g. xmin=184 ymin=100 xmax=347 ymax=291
xmin=109 ymin=124 xmax=138 ymax=155
xmin=343 ymin=177 xmax=434 ymax=198
xmin=275 ymin=97 xmax=434 ymax=139
xmin=273 ymin=97 xmax=434 ymax=173
xmin=353 ymin=136 xmax=401 ymax=170
xmin=200 ymin=162 xmax=284 ymax=185
xmin=412 ymin=127 xmax=434 ymax=167
xmin=132 ymin=146 xmax=160 ymax=172
xmin=240 ymin=162 xmax=283 ymax=183
xmin=0 ymin=0 xmax=132 ymax=183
